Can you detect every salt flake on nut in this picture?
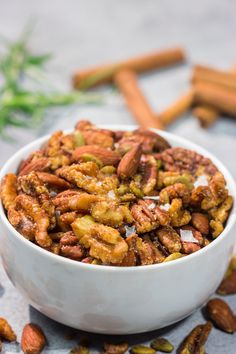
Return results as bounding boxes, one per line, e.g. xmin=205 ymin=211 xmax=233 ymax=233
xmin=143 ymin=195 xmax=160 ymax=201
xmin=107 ymin=190 xmax=116 ymax=199
xmin=160 ymin=203 xmax=171 ymax=211
xmin=194 ymin=175 xmax=209 ymax=188
xmin=180 ymin=229 xmax=199 ymax=243
xmin=125 ymin=225 xmax=136 ymax=237
xmin=147 ymin=203 xmax=156 ymax=210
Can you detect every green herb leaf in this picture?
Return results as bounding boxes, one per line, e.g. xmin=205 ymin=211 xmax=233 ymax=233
xmin=0 ymin=24 xmax=103 ymax=141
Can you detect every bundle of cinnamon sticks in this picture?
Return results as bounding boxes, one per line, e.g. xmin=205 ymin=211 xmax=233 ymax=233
xmin=72 ymin=48 xmax=236 ymax=130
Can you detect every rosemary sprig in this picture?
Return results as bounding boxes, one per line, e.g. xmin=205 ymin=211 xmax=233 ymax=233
xmin=0 ymin=26 xmax=102 ymax=139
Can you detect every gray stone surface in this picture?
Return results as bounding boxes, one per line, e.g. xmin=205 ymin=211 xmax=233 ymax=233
xmin=0 ymin=0 xmax=236 ymax=352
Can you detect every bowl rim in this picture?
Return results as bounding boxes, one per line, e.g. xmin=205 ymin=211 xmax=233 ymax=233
xmin=0 ymin=124 xmax=236 ymax=273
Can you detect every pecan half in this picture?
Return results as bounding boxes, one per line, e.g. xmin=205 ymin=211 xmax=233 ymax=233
xmin=210 ymin=220 xmax=224 ymax=238
xmin=140 ymin=156 xmax=158 ymax=195
xmin=131 ymin=201 xmax=159 ymax=233
xmin=159 ymin=183 xmax=190 ymax=205
xmin=18 ymin=172 xmax=56 ymax=229
xmin=134 ymin=128 xmax=171 ymax=152
xmin=8 ymin=208 xmax=35 ymax=240
xmin=82 ymin=130 xmax=114 ymax=148
xmin=104 ymin=342 xmax=129 ymax=354
xmin=159 ymin=147 xmax=218 ymax=176
xmin=118 ymin=234 xmax=138 ymax=266
xmin=168 ymin=198 xmax=191 ymax=227
xmin=0 ymin=173 xmax=17 ymax=210
xmin=91 ymin=200 xmax=133 ymax=227
xmin=209 ymin=195 xmax=233 ymax=224
xmin=15 ymin=195 xmax=52 ymax=248
xmin=117 ymin=129 xmax=170 ymax=155
xmin=72 ymin=216 xmax=128 ymax=264
xmin=178 ymin=322 xmax=212 ymax=354
xmin=156 ymin=226 xmax=182 ymax=253
xmin=141 ymin=235 xmax=166 ymax=264
xmin=53 ymin=191 xmax=101 ymax=213
xmin=57 ymin=163 xmax=118 ymax=195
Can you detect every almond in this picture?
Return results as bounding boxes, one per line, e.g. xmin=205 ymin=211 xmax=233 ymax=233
xmin=18 ymin=157 xmax=50 ymax=176
xmin=206 ymin=298 xmax=236 ymax=333
xmin=72 ymin=145 xmax=120 ymax=166
xmin=0 ymin=317 xmax=16 ymax=342
xmin=21 ymin=323 xmax=46 ymax=354
xmin=217 ymin=270 xmax=236 ymax=295
xmin=117 ymin=143 xmax=142 ymax=179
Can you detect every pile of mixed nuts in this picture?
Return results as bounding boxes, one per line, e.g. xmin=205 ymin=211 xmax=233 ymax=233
xmin=1 ymin=257 xmax=236 ymax=353
xmin=0 ymin=120 xmax=233 ymax=266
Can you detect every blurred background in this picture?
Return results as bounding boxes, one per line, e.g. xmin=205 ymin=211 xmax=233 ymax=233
xmin=0 ymin=1 xmax=236 ymax=353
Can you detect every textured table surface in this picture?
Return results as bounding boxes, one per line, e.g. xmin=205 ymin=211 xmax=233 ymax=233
xmin=0 ymin=0 xmax=236 ymax=352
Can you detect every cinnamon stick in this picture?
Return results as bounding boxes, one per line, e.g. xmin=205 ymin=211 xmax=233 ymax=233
xmin=114 ymin=69 xmax=163 ymax=130
xmin=193 ymin=82 xmax=236 ymax=118
xmin=192 ymin=105 xmax=219 ymax=128
xmin=159 ymin=90 xmax=194 ymax=126
xmin=73 ymin=47 xmax=185 ymax=89
xmin=192 ymin=65 xmax=236 ymax=92
xmin=193 ymin=66 xmax=236 ymax=127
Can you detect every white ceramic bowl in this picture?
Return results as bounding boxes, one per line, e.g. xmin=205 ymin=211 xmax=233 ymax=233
xmin=0 ymin=125 xmax=236 ymax=335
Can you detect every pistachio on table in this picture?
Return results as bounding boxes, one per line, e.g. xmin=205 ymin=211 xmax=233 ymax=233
xmin=150 ymin=337 xmax=174 ymax=352
xmin=130 ymin=345 xmax=155 ymax=354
